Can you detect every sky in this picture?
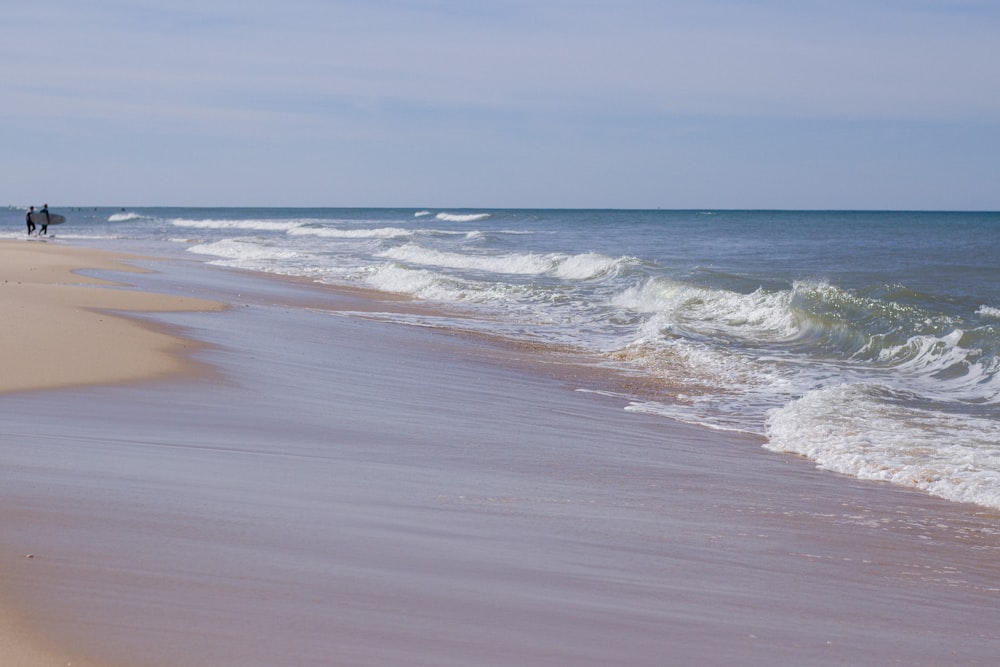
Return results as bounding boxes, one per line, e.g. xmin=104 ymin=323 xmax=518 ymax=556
xmin=2 ymin=0 xmax=999 ymax=209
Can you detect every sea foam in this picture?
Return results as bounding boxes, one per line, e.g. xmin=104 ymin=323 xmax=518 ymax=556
xmin=378 ymin=244 xmax=624 ymax=280
xmin=287 ymin=226 xmax=414 ymax=239
xmin=171 ymin=218 xmax=303 ymax=232
xmin=977 ymin=305 xmax=1000 ymax=319
xmin=108 ymin=212 xmax=143 ymax=222
xmin=611 ymin=278 xmax=800 ymax=342
xmin=436 ymin=212 xmax=492 ymax=222
xmin=765 ymin=384 xmax=1000 ymax=510
xmin=188 ymin=239 xmax=299 ymax=265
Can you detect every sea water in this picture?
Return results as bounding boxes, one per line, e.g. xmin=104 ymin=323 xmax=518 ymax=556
xmin=4 ymin=207 xmax=1000 ymax=510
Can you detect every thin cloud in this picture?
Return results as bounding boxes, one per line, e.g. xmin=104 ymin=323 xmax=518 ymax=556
xmin=3 ymin=0 xmax=999 ymax=207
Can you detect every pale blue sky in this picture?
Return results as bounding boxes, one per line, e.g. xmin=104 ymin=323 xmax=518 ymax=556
xmin=3 ymin=0 xmax=998 ymax=209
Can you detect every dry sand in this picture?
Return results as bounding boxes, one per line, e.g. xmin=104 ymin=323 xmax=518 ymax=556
xmin=2 ymin=241 xmax=1000 ymax=666
xmin=0 ymin=240 xmax=224 ymax=395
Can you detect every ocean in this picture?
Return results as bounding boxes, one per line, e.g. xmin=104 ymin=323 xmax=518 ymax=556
xmin=5 ymin=206 xmax=1000 ymax=511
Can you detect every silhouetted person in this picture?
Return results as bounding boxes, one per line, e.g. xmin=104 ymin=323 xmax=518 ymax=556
xmin=39 ymin=203 xmax=51 ymax=235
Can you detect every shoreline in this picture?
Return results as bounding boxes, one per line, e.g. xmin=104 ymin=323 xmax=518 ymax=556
xmin=0 ymin=240 xmax=227 ymax=664
xmin=2 ymin=240 xmax=1000 ymax=665
xmin=0 ymin=240 xmax=225 ymax=395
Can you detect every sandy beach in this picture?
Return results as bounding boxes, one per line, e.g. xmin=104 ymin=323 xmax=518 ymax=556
xmin=0 ymin=241 xmax=224 ymax=395
xmin=2 ymin=239 xmax=1000 ymax=666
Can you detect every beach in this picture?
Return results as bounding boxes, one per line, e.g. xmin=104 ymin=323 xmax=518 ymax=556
xmin=0 ymin=241 xmax=224 ymax=394
xmin=2 ymin=238 xmax=1000 ymax=666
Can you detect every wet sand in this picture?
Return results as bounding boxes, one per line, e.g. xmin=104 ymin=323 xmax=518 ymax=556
xmin=1 ymin=242 xmax=1000 ymax=666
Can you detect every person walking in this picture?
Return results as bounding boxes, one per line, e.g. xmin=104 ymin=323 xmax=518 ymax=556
xmin=25 ymin=206 xmax=36 ymax=235
xmin=39 ymin=203 xmax=51 ymax=235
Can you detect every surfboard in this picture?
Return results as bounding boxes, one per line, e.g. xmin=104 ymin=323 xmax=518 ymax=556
xmin=28 ymin=212 xmax=66 ymax=225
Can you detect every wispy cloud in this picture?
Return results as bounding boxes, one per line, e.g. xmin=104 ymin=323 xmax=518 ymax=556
xmin=3 ymin=0 xmax=999 ymax=207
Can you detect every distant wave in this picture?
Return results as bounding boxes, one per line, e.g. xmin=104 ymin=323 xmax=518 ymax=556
xmin=436 ymin=212 xmax=492 ymax=223
xmin=378 ymin=244 xmax=625 ymax=280
xmin=288 ymin=226 xmax=414 ymax=239
xmin=109 ymin=212 xmax=143 ymax=222
xmin=414 ymin=211 xmax=432 ymax=218
xmin=171 ymin=218 xmax=302 ymax=232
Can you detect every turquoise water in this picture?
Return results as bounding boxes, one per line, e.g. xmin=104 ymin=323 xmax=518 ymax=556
xmin=5 ymin=206 xmax=1000 ymax=509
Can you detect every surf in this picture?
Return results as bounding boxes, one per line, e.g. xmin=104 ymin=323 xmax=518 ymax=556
xmin=171 ymin=218 xmax=304 ymax=232
xmin=435 ymin=212 xmax=492 ymax=222
xmin=765 ymin=383 xmax=1000 ymax=509
xmin=377 ymin=244 xmax=628 ymax=280
xmin=21 ymin=206 xmax=1000 ymax=513
xmin=108 ymin=211 xmax=144 ymax=222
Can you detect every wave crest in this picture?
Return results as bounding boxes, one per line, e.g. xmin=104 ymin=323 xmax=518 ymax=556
xmin=171 ymin=218 xmax=302 ymax=232
xmin=377 ymin=244 xmax=626 ymax=280
xmin=188 ymin=239 xmax=299 ymax=263
xmin=612 ymin=279 xmax=799 ymax=342
xmin=436 ymin=212 xmax=492 ymax=222
xmin=978 ymin=305 xmax=1000 ymax=319
xmin=288 ymin=226 xmax=414 ymax=239
xmin=109 ymin=212 xmax=143 ymax=222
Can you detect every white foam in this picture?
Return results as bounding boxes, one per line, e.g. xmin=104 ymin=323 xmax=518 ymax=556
xmin=552 ymin=252 xmax=628 ymax=280
xmin=362 ymin=262 xmax=539 ymax=308
xmin=436 ymin=212 xmax=492 ymax=222
xmin=977 ymin=305 xmax=1000 ymax=319
xmin=765 ymin=384 xmax=1000 ymax=510
xmin=363 ymin=263 xmax=462 ymax=301
xmin=612 ymin=278 xmax=799 ymax=342
xmin=171 ymin=218 xmax=302 ymax=232
xmin=377 ymin=244 xmax=624 ymax=280
xmin=287 ymin=226 xmax=414 ymax=239
xmin=852 ymin=328 xmax=1000 ymax=404
xmin=108 ymin=212 xmax=143 ymax=222
xmin=414 ymin=210 xmax=432 ymax=217
xmin=187 ymin=239 xmax=299 ymax=264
